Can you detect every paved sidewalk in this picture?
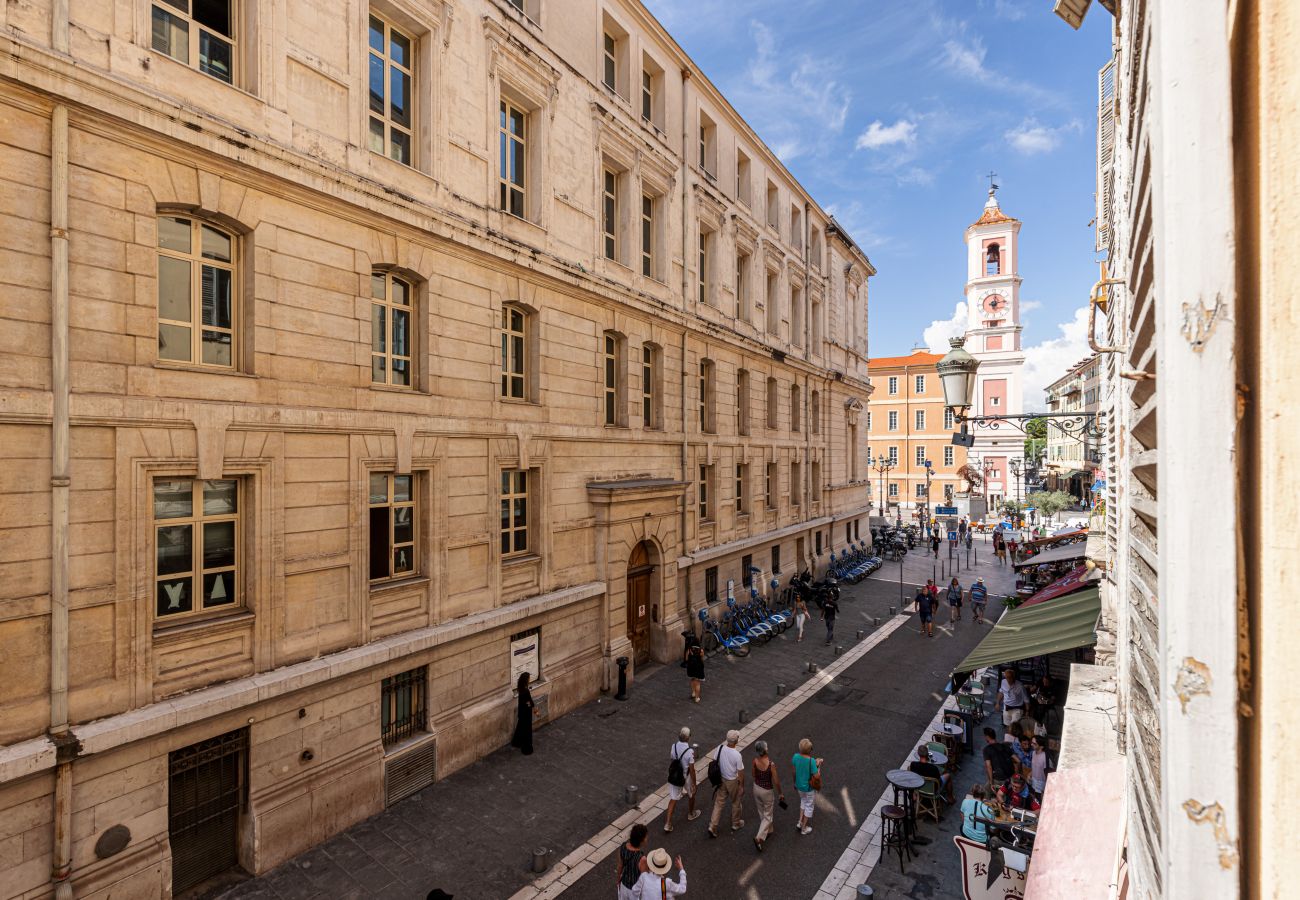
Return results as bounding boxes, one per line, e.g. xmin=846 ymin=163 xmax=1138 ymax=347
xmin=216 ymin=540 xmax=1011 ymax=900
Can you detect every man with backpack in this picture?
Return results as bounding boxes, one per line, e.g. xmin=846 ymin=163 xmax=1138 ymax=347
xmin=707 ymin=730 xmax=745 ymax=838
xmin=664 ymin=727 xmax=700 ymax=832
xmin=821 ymin=593 xmax=839 ymax=645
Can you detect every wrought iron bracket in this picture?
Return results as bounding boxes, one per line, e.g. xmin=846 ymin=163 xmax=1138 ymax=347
xmin=956 ymin=411 xmax=1104 ymax=444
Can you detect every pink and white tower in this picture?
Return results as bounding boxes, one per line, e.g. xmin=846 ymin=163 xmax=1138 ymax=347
xmin=963 ymin=187 xmax=1026 ymax=509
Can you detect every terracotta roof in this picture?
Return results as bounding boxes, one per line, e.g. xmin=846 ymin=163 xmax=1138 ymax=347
xmin=868 ymin=351 xmax=942 ymax=369
xmin=970 ymin=206 xmax=1018 ymax=227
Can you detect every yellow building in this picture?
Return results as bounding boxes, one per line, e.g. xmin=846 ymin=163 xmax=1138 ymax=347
xmin=866 ymin=350 xmax=967 ymax=519
xmin=0 ymin=1 xmax=874 ymax=895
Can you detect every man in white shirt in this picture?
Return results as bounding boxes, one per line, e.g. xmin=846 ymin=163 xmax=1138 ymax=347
xmin=996 ymin=669 xmax=1029 ymax=727
xmin=631 ymin=848 xmax=687 ymax=898
xmin=664 ymin=727 xmax=701 ymax=832
xmin=707 ymin=730 xmax=745 ymax=838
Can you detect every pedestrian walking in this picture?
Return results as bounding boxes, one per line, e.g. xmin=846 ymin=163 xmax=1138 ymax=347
xmin=995 ymin=669 xmax=1029 ymax=728
xmin=750 ymin=741 xmax=785 ymax=852
xmin=616 ymin=824 xmax=649 ymax=900
xmin=707 ymin=730 xmax=745 ymax=838
xmin=1007 ymin=537 xmax=1019 ymax=562
xmin=914 ymin=585 xmax=934 ymax=637
xmin=794 ymin=595 xmax=809 ymax=643
xmin=930 ymin=532 xmax=940 ymax=558
xmin=964 ymin=529 xmax=973 ymax=551
xmin=820 ymin=593 xmax=839 ymax=645
xmin=510 ymin=671 xmax=534 ymax=755
xmin=970 ymin=577 xmax=988 ymax=624
xmin=664 ymin=727 xmax=701 ymax=832
xmin=791 ymin=739 xmax=822 ymax=835
xmin=685 ymin=643 xmax=705 ymax=704
xmin=947 ymin=577 xmax=963 ymax=624
xmin=630 ymin=849 xmax=686 ymax=899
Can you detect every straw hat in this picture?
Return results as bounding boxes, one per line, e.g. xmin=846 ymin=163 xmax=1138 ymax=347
xmin=646 ymin=847 xmax=673 ymax=875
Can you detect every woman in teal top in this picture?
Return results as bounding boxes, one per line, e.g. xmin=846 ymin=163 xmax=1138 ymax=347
xmin=960 ymin=783 xmax=994 ymax=844
xmin=791 ymin=738 xmax=822 ymax=835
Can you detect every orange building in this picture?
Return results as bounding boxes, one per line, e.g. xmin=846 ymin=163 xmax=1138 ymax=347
xmin=866 ymin=349 xmax=968 ymax=519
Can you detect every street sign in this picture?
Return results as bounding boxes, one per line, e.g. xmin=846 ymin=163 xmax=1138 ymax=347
xmin=935 ymin=506 xmax=958 ymax=515
xmin=947 ymin=530 xmax=958 ymax=542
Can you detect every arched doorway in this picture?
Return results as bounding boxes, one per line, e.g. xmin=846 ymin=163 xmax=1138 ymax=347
xmin=626 ymin=542 xmax=657 ymax=665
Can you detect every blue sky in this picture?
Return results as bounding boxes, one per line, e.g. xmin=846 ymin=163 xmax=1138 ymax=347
xmin=643 ymin=0 xmax=1112 ymax=402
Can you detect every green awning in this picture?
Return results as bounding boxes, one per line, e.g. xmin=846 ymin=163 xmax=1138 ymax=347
xmin=953 ymin=587 xmax=1101 ymax=677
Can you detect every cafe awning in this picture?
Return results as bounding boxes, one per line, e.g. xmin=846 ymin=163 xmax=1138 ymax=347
xmin=1020 ymin=565 xmax=1098 ymax=607
xmin=1013 ymin=541 xmax=1086 ymax=570
xmin=952 ymin=587 xmax=1101 ymax=677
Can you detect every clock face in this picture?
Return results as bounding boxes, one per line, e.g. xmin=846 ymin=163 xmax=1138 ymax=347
xmin=982 ymin=294 xmax=1006 ymax=313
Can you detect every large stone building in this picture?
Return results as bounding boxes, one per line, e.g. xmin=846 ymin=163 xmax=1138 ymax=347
xmin=865 ymin=350 xmax=966 ymax=519
xmin=0 ymin=1 xmax=874 ymax=896
xmin=1043 ymin=353 xmax=1102 ymax=500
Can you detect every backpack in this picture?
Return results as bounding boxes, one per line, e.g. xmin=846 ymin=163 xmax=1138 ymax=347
xmin=667 ymin=744 xmax=687 ymax=787
xmin=707 ymin=745 xmax=724 ymax=789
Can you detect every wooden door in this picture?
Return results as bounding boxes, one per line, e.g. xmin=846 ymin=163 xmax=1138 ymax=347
xmin=626 ymin=543 xmax=652 ymax=665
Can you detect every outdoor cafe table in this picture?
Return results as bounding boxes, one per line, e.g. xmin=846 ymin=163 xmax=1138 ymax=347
xmin=929 ymin=750 xmax=948 ymax=767
xmin=886 ymin=768 xmax=928 ymax=846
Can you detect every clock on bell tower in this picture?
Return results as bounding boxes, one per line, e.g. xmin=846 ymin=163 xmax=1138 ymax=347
xmin=963 ymin=186 xmax=1023 ymax=350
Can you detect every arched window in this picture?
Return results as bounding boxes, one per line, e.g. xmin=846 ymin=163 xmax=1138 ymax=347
xmin=371 ymin=270 xmax=414 ymax=387
xmin=157 ymin=215 xmax=237 ymax=368
xmin=985 ymin=243 xmax=1001 ymax=275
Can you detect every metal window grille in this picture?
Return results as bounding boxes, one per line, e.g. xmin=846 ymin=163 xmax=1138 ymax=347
xmin=381 ymin=666 xmax=427 ymax=746
xmin=168 ymin=728 xmax=248 ymax=895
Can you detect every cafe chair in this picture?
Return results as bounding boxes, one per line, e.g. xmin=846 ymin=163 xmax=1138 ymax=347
xmin=879 ymin=804 xmax=912 ymax=872
xmin=916 ymin=776 xmax=944 ymax=822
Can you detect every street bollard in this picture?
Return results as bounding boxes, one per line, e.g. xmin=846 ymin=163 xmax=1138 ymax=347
xmin=739 ymin=708 xmax=749 ymax=723
xmin=615 ymin=656 xmax=629 ymax=701
xmin=532 ymin=848 xmax=549 ymax=874
xmin=888 ymin=605 xmax=896 ymax=616
xmin=777 ymin=683 xmax=787 ymax=695
xmin=809 ymin=662 xmax=820 ymax=674
xmin=873 ymin=616 xmax=882 ymax=627
xmin=625 ymin=785 xmax=638 ymax=806
xmin=856 ymin=629 xmax=864 ymax=641
xmin=834 ymin=645 xmax=844 ymax=657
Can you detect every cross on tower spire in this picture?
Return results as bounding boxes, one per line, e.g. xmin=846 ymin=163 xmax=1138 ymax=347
xmin=986 ymin=170 xmax=999 ymax=193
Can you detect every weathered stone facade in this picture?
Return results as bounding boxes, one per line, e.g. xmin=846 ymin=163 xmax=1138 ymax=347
xmin=0 ymin=0 xmax=873 ymax=896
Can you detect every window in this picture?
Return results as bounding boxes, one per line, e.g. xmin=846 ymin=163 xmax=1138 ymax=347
xmin=736 ymin=464 xmax=748 ymax=514
xmin=887 ymin=376 xmax=899 ymax=395
xmin=915 ymin=375 xmax=925 ymax=394
xmin=916 ymin=482 xmax=928 ymax=499
xmin=944 ymin=407 xmax=955 ymax=430
xmin=640 ymin=54 xmax=663 ymax=128
xmin=867 ymin=412 xmax=872 ymax=431
xmin=698 ymin=359 xmax=715 ymax=433
xmin=915 ymin=445 xmax=927 ymax=466
xmin=791 ymin=460 xmax=802 ymax=507
xmin=602 ymin=31 xmax=617 ymax=92
xmin=887 ymin=446 xmax=899 ymax=465
xmin=944 ymin=484 xmax=955 ymax=502
xmin=990 ymin=395 xmax=1001 ymax=408
xmin=153 ymin=478 xmax=239 ymax=619
xmin=370 ymin=270 xmax=413 ymax=387
xmin=736 ymin=252 xmax=751 ymax=322
xmin=705 ymin=566 xmax=718 ymax=604
xmin=811 ymin=297 xmax=822 ymax=350
xmin=986 ymin=243 xmax=1001 ymax=275
xmin=500 ymin=304 xmax=529 ymax=399
xmin=500 ymin=469 xmax=530 ymax=557
xmin=698 ymin=110 xmax=716 ymax=176
xmin=888 ymin=482 xmax=899 ymax=498
xmin=811 ymin=461 xmax=821 ymax=504
xmin=603 ymin=332 xmax=623 ymax=426
xmin=151 ymin=0 xmax=234 ymax=84
xmin=887 ymin=410 xmax=899 ymax=431
xmin=765 ymin=462 xmax=777 ymax=509
xmin=766 ymin=377 xmax=779 ymax=430
xmin=736 ymin=150 xmax=751 ymax=205
xmin=640 ymin=195 xmax=655 ymax=277
xmin=737 ymin=369 xmax=751 ymax=435
xmin=790 ymin=384 xmax=801 ymax=432
xmin=697 ymin=226 xmax=712 ymax=305
xmin=641 ymin=343 xmax=660 ymax=429
xmin=771 ymin=544 xmax=781 ymax=575
xmin=698 ymin=464 xmax=713 ymax=521
xmin=791 ymin=205 xmax=803 ymax=250
xmin=741 ymin=554 xmax=753 ymax=588
xmin=765 ymin=270 xmax=780 ymax=334
xmin=815 ymin=531 xmax=822 ymax=556
xmin=602 ymin=168 xmax=618 ymax=260
xmin=157 ymin=215 xmax=236 ymax=368
xmin=915 ymin=409 xmax=926 ymax=431
xmin=368 ymin=15 xmax=414 ymax=166
xmin=944 ymin=446 xmax=955 ymax=466
xmin=791 ymin=285 xmax=804 ymax=348
xmin=369 ymin=473 xmax=417 ymax=581
xmin=848 ymin=423 xmax=858 ymax=480
xmin=766 ymin=181 xmax=779 ymax=230
xmin=499 ymin=99 xmax=527 ymax=217
xmin=641 ymin=69 xmax=653 ymax=120
xmin=381 ymin=666 xmax=427 ymax=746
xmin=811 ymin=391 xmax=820 ymax=433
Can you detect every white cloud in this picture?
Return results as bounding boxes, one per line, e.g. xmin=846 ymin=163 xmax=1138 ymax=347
xmin=1005 ymin=118 xmax=1083 ymax=155
xmin=993 ymin=0 xmax=1028 ymax=21
xmin=923 ymin=302 xmax=970 ymax=354
xmin=1020 ymin=300 xmax=1043 ymax=313
xmin=1021 ymin=306 xmax=1093 ymax=405
xmin=941 ymin=37 xmax=987 ymax=79
xmin=856 ymin=119 xmax=917 ymax=150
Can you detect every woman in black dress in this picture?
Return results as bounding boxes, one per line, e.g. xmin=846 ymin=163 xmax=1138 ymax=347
xmin=511 ymin=671 xmax=534 ymax=755
xmin=686 ymin=643 xmax=706 ymax=703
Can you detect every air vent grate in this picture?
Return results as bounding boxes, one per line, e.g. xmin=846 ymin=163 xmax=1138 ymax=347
xmin=385 ymin=738 xmax=436 ymax=807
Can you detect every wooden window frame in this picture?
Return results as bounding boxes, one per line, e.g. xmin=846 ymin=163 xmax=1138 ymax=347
xmin=370 ymin=270 xmax=415 ymax=388
xmin=368 ymin=13 xmax=416 ymax=166
xmin=153 ymin=477 xmax=242 ymax=621
xmin=915 ymin=409 xmax=926 ymax=431
xmin=150 ymin=0 xmax=237 ymax=85
xmin=641 ymin=343 xmax=660 ymax=429
xmin=499 ymin=98 xmax=528 ymax=218
xmin=156 ymin=215 xmax=238 ymax=369
xmin=698 ymin=463 xmax=713 ymax=522
xmin=736 ymin=463 xmax=748 ymax=514
xmin=603 ymin=331 xmax=623 ymax=427
xmin=765 ymin=462 xmax=777 ymax=510
xmin=500 ymin=468 xmax=531 ymax=558
xmin=602 ymin=168 xmax=618 ymax=261
xmin=501 ymin=303 xmax=529 ymax=400
xmin=368 ymin=472 xmax=418 ymax=583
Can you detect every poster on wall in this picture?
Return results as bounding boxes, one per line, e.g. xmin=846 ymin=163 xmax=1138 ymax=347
xmin=953 ymin=835 xmax=1028 ymax=899
xmin=510 ymin=630 xmax=540 ymax=687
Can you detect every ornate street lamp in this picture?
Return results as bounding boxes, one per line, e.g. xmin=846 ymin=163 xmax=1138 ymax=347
xmin=869 ymin=453 xmax=896 ymax=520
xmin=1009 ymin=457 xmax=1023 ymax=507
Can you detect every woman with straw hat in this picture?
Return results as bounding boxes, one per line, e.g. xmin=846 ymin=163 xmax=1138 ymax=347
xmin=630 ymin=848 xmax=687 ymax=898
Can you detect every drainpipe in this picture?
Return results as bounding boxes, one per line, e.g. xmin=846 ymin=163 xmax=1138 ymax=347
xmin=678 ymin=71 xmax=692 ymax=617
xmin=49 ymin=103 xmax=76 ymax=900
xmin=802 ymin=203 xmax=812 ymax=569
